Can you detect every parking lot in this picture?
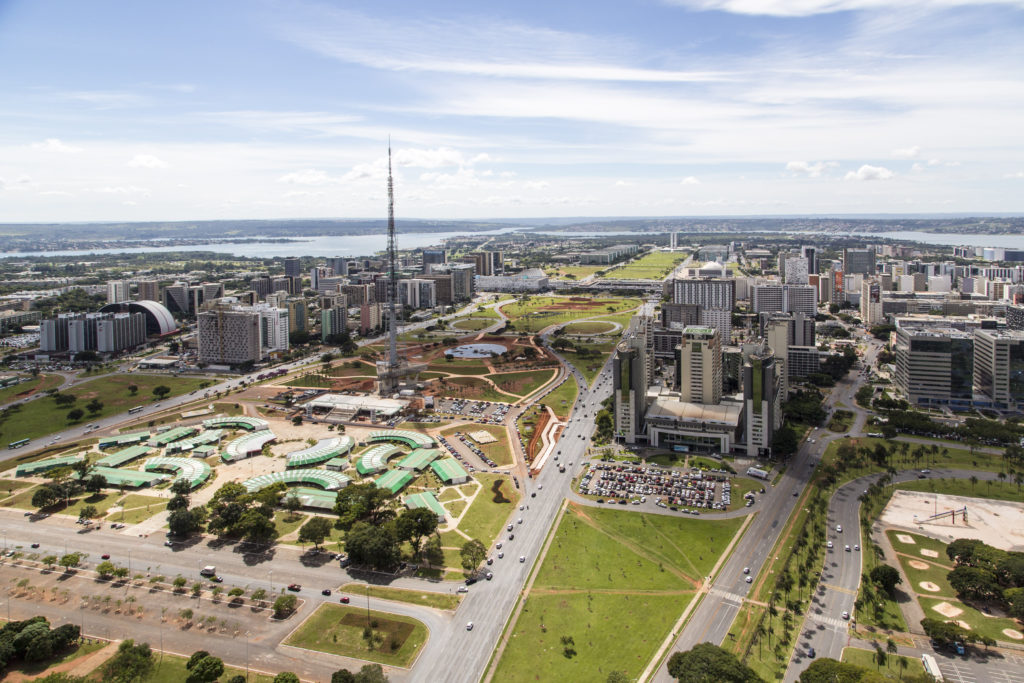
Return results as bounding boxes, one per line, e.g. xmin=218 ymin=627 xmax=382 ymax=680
xmin=578 ymin=463 xmax=735 ymax=512
xmin=433 ymin=399 xmax=510 ymax=425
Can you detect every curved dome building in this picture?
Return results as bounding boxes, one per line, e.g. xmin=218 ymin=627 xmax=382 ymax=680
xmin=99 ymin=301 xmax=178 ymax=337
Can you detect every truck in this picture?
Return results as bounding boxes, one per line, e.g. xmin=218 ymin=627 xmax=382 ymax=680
xmin=200 ymin=566 xmax=216 ymax=577
xmin=747 ymin=467 xmax=770 ymax=481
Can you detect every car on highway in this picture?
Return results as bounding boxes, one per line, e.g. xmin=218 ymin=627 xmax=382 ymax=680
xmin=287 ymin=583 xmax=301 ymax=591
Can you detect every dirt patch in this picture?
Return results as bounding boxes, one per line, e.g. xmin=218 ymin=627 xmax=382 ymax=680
xmin=932 ymin=601 xmax=964 ymax=618
xmin=908 ymin=560 xmax=930 ymax=570
xmin=919 ymin=581 xmax=941 ymax=592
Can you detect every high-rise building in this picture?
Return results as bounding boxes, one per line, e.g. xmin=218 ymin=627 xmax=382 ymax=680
xmin=894 ymin=326 xmax=974 ymax=408
xmin=321 ymin=306 xmax=348 ymax=343
xmin=843 ymin=248 xmax=876 ymax=276
xmin=136 ymin=280 xmax=160 ymax=303
xmin=198 ymin=307 xmax=263 ymax=366
xmin=675 ymin=326 xmax=722 ymax=405
xmin=283 ymin=257 xmax=302 ymax=279
xmin=973 ymin=330 xmax=1024 ymax=411
xmin=861 ymin=280 xmax=884 ymax=324
xmin=106 ymin=280 xmax=130 ymax=305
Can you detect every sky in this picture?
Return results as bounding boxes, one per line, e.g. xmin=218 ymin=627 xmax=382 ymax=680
xmin=1 ymin=0 xmax=1024 ymax=222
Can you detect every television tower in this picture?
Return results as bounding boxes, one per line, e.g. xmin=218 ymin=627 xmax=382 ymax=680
xmin=381 ymin=143 xmax=400 ymax=395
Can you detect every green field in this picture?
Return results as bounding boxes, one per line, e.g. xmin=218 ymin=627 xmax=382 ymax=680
xmin=0 ymin=374 xmax=63 ymax=407
xmin=841 ymin=647 xmax=926 ymax=678
xmin=494 ymin=503 xmax=740 ymax=682
xmin=493 ymin=369 xmax=556 ymax=398
xmin=457 ymin=473 xmax=518 ymax=547
xmin=499 ymin=297 xmax=641 ymax=334
xmin=544 ymin=375 xmax=579 ymax=420
xmin=0 ymin=374 xmax=208 ymax=445
xmin=339 ymin=582 xmax=461 ymax=610
xmin=284 ymin=603 xmax=428 ymax=667
xmin=602 ymin=251 xmax=685 ymax=280
xmin=559 ymin=340 xmax=618 ymax=385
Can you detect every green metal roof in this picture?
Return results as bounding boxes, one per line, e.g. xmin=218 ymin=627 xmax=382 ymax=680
xmin=404 ymin=491 xmax=446 ymax=519
xmin=430 ymin=458 xmax=470 ymax=483
xmin=397 ymin=448 xmax=442 ymax=471
xmin=96 ymin=445 xmax=154 ymax=468
xmin=373 ymin=468 xmax=413 ymax=495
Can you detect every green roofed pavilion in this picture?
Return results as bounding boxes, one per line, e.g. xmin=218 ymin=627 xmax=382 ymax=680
xmin=397 ymin=448 xmax=442 ymax=471
xmin=404 ymin=491 xmax=446 ymax=521
xmin=430 ymin=458 xmax=470 ymax=484
xmin=374 ymin=469 xmax=413 ymax=495
xmin=16 ymin=453 xmax=86 ymax=477
xmin=96 ymin=445 xmax=153 ymax=468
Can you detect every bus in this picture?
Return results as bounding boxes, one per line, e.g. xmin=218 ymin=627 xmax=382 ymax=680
xmin=128 ymin=405 xmax=144 ymax=414
xmin=7 ymin=438 xmax=29 ymax=449
xmin=921 ymin=654 xmax=943 ymax=681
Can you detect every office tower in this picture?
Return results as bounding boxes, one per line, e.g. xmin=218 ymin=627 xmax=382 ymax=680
xmin=283 ymin=257 xmax=301 ymax=278
xmin=843 ymin=248 xmax=876 ymax=276
xmin=422 ymin=249 xmax=447 ymax=274
xmin=106 ymin=280 xmax=130 ymax=305
xmin=973 ymin=330 xmax=1024 ymax=411
xmin=328 ymin=257 xmax=349 ymax=277
xmin=136 ymin=280 xmax=159 ymax=302
xmin=861 ymin=280 xmax=884 ymax=324
xmin=449 ymin=263 xmax=476 ymax=301
xmin=675 ymin=326 xmax=722 ymax=405
xmin=286 ymin=299 xmax=308 ymax=333
xmin=198 ymin=307 xmax=263 ymax=366
xmin=613 ymin=335 xmax=648 ymax=445
xmin=894 ymin=326 xmax=974 ymax=408
xmin=801 ymin=246 xmax=817 ymax=275
xmin=784 ymin=257 xmax=809 ymax=284
xmin=743 ymin=342 xmax=780 ymax=457
xmin=321 ymin=306 xmax=348 ymax=343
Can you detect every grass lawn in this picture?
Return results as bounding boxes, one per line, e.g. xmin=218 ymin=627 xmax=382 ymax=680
xmin=456 ymin=473 xmax=518 ymax=547
xmin=492 ymin=369 xmax=556 ymax=398
xmin=496 ymin=591 xmax=687 ymax=683
xmin=284 ymin=603 xmax=428 ymax=667
xmin=436 ymin=376 xmax=511 ymax=402
xmin=0 ymin=375 xmax=208 ymax=444
xmin=918 ymin=596 xmax=1022 ymax=642
xmin=340 ymin=582 xmax=461 ymax=610
xmin=273 ymin=510 xmax=309 ymax=539
xmin=562 ymin=320 xmax=618 ymax=335
xmin=602 ymin=251 xmax=685 ymax=280
xmin=0 ymin=373 xmax=63 ymax=407
xmin=841 ymin=647 xmax=927 ymax=678
xmin=544 ymin=375 xmax=579 ymax=420
xmin=559 ymin=340 xmax=618 ymax=386
xmin=138 ymin=652 xmax=276 ymax=683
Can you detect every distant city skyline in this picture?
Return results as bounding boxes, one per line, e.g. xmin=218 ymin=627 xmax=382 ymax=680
xmin=1 ymin=0 xmax=1024 ymax=221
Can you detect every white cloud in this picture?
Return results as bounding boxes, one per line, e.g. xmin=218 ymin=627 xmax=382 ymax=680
xmin=128 ymin=154 xmax=168 ymax=168
xmin=661 ymin=0 xmax=1024 ymax=17
xmin=786 ymin=161 xmax=836 ymax=178
xmin=32 ymin=138 xmax=81 ymax=153
xmin=680 ymin=176 xmax=701 ymax=185
xmin=278 ymin=169 xmax=342 ymax=185
xmin=892 ymin=146 xmax=921 ymax=159
xmin=844 ymin=164 xmax=894 ymax=181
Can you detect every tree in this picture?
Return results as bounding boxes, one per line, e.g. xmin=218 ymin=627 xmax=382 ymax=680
xmin=100 ymin=639 xmax=154 ymax=683
xmin=273 ymin=594 xmax=298 ymax=618
xmin=395 ymin=507 xmax=439 ymax=557
xmin=666 ymin=643 xmax=761 ymax=682
xmin=152 ymin=385 xmax=171 ymax=400
xmin=274 ymin=674 xmax=300 ymax=683
xmin=870 ymin=564 xmax=902 ymax=597
xmin=298 ymin=516 xmax=334 ymax=549
xmin=460 ymin=538 xmax=487 ymax=575
xmin=186 ymin=653 xmax=224 ymax=683
xmin=66 ymin=408 xmax=85 ymax=422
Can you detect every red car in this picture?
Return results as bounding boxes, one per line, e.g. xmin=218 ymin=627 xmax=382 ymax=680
xmin=340 ymin=596 xmax=350 ymax=604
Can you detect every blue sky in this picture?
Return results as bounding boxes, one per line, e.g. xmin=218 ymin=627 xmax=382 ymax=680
xmin=1 ymin=0 xmax=1023 ymax=222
